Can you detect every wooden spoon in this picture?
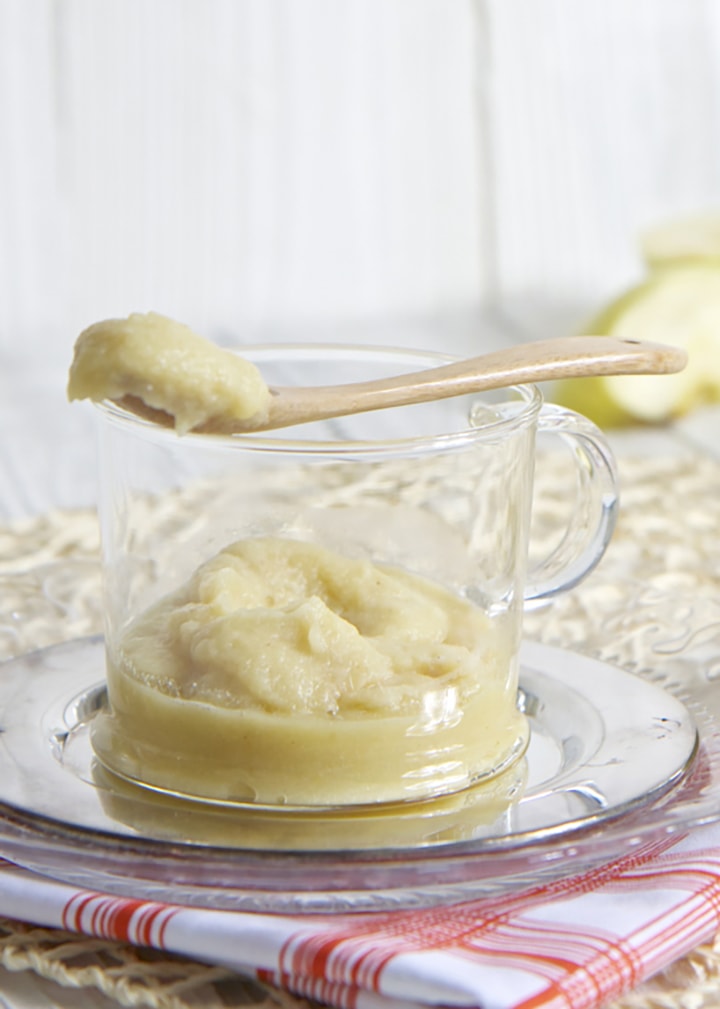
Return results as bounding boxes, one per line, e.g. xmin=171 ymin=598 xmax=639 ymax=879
xmin=119 ymin=335 xmax=687 ymax=434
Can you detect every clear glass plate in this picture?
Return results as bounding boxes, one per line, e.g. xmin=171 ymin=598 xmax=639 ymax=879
xmin=0 ymin=636 xmax=710 ymax=912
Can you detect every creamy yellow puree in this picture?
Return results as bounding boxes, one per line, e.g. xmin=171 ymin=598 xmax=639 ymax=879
xmin=67 ymin=312 xmax=270 ymax=433
xmin=93 ymin=537 xmax=527 ymax=806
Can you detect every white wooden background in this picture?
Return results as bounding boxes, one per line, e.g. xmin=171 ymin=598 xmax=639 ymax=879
xmin=2 ymin=0 xmax=720 ymax=518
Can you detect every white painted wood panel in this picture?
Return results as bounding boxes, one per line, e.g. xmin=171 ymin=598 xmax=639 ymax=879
xmin=4 ymin=0 xmax=720 ymax=358
xmin=3 ymin=0 xmax=720 ymax=521
xmin=1 ymin=0 xmax=485 ymax=361
xmin=0 ymin=0 xmax=63 ymax=343
xmin=483 ymin=0 xmax=720 ymax=335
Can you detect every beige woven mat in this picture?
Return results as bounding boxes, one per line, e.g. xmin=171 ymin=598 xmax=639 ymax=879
xmin=0 ymin=449 xmax=719 ymax=1008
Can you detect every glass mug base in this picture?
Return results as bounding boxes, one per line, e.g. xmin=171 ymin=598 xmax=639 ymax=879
xmin=90 ymin=668 xmax=530 ymax=810
xmin=90 ymin=744 xmax=530 ymax=852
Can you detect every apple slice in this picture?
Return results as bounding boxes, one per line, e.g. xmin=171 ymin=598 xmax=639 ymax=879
xmin=555 ymin=264 xmax=720 ymax=427
xmin=641 ymin=212 xmax=720 ymax=270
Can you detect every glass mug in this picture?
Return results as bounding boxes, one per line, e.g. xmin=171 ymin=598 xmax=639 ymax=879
xmin=90 ymin=344 xmax=618 ymax=810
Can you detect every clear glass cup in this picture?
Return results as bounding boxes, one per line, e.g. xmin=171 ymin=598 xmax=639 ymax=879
xmin=90 ymin=344 xmax=618 ymax=810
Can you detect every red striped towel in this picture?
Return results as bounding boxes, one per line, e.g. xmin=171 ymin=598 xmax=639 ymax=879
xmin=3 ymin=825 xmax=720 ymax=1009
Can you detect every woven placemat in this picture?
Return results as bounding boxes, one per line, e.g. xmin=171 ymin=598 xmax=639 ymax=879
xmin=0 ymin=449 xmax=719 ymax=1008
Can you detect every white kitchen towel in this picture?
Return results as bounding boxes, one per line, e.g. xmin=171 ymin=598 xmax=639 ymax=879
xmin=3 ymin=824 xmax=720 ymax=1009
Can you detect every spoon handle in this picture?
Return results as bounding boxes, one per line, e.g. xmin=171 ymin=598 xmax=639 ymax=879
xmin=405 ymin=335 xmax=685 ymax=391
xmin=268 ymin=336 xmax=687 ymax=428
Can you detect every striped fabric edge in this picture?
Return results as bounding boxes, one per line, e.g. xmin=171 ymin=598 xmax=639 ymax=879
xmin=2 ymin=827 xmax=720 ymax=1009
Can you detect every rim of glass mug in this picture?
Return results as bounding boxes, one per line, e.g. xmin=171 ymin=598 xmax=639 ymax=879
xmin=92 ymin=342 xmax=618 ymax=603
xmin=93 ymin=342 xmax=545 ymax=453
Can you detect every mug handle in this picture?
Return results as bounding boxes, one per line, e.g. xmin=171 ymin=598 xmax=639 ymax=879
xmin=524 ymin=403 xmax=619 ymax=606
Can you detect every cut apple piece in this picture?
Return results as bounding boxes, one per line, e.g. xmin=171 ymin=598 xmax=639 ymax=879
xmin=641 ymin=211 xmax=720 ymax=270
xmin=555 ymin=264 xmax=720 ymax=427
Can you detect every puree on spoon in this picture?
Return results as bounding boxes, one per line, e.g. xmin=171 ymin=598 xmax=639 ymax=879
xmin=67 ymin=311 xmax=270 ymax=434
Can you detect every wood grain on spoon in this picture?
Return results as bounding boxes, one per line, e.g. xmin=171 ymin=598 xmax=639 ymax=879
xmin=118 ymin=335 xmax=687 ymax=435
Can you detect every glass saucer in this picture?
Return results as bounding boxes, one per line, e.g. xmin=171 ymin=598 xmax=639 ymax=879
xmin=0 ymin=636 xmax=708 ymax=912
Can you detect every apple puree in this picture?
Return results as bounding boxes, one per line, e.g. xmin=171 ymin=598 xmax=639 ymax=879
xmin=93 ymin=537 xmax=527 ymax=806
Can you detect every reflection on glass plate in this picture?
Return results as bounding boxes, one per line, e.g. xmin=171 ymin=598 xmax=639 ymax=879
xmin=0 ymin=637 xmax=711 ymax=912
